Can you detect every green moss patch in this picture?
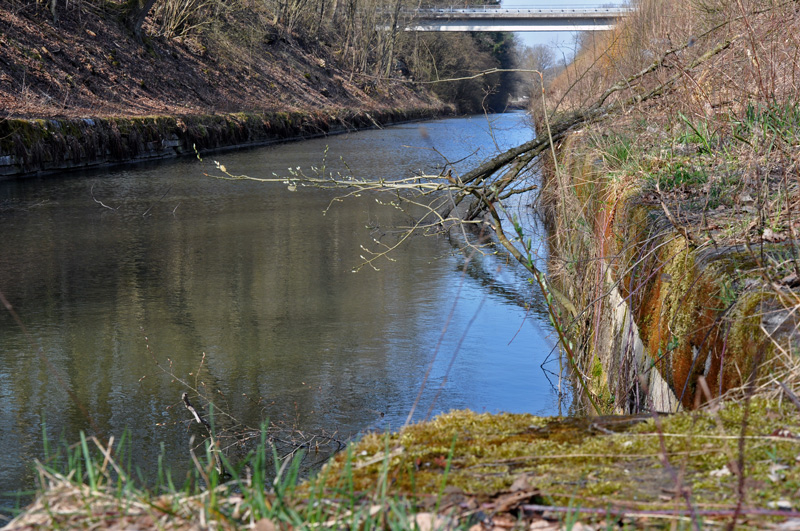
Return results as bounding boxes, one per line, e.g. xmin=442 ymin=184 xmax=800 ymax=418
xmin=318 ymin=403 xmax=800 ymax=525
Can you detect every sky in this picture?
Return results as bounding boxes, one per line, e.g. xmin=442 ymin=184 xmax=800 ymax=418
xmin=500 ymin=0 xmax=628 ymax=56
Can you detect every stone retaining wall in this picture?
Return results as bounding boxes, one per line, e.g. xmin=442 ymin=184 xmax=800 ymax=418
xmin=0 ymin=107 xmax=450 ymax=178
xmin=545 ymin=130 xmax=800 ymax=413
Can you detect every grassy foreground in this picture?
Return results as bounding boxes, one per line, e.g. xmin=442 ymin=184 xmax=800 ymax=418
xmin=5 ymin=398 xmax=800 ymax=529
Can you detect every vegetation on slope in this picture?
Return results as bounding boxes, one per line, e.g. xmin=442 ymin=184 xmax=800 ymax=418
xmin=527 ymin=0 xmax=800 ymax=413
xmin=0 ymin=0 xmax=521 ymax=119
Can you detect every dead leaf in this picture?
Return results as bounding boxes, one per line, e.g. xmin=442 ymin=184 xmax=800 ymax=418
xmin=493 ymin=489 xmax=541 ymax=513
xmin=763 ymin=227 xmax=784 ymax=242
xmin=770 ymin=428 xmax=797 ymax=438
xmin=491 ymin=513 xmax=517 ymax=529
xmin=709 ymin=465 xmax=731 ymax=477
xmin=768 ymin=463 xmax=789 ymax=483
xmin=354 ymin=446 xmax=403 ymax=469
xmin=528 ymin=520 xmax=559 ymax=530
xmin=412 ymin=512 xmax=454 ymax=531
xmin=509 ymin=474 xmax=534 ymax=492
xmin=254 ymin=518 xmax=278 ymax=531
xmin=781 ymin=273 xmax=800 ymax=288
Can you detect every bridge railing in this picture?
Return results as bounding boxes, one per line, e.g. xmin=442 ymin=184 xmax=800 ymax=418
xmin=411 ymin=6 xmax=635 ymax=14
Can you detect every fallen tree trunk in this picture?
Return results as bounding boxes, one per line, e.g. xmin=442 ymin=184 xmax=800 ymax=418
xmin=450 ymin=34 xmax=731 ymax=210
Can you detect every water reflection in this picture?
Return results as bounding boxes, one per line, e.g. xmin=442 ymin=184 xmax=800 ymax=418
xmin=0 ymin=113 xmax=563 ymax=511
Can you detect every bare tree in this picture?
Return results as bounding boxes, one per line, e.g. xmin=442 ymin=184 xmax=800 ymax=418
xmin=121 ymin=0 xmax=159 ymax=40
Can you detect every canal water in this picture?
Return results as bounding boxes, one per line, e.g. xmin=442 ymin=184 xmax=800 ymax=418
xmin=0 ymin=112 xmax=562 ymax=509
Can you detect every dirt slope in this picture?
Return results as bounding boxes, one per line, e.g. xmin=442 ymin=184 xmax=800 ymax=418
xmin=0 ymin=2 xmax=440 ymax=119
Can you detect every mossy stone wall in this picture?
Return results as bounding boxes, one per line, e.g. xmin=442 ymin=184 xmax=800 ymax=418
xmin=0 ymin=107 xmax=449 ymax=178
xmin=547 ymin=131 xmax=796 ymax=413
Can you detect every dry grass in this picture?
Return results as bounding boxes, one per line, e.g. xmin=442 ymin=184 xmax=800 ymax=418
xmin=4 ymin=436 xmax=219 ymax=531
xmin=545 ymin=0 xmax=800 ymax=120
xmin=6 ymin=471 xmax=208 ymax=530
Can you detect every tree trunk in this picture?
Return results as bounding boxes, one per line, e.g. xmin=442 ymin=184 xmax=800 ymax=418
xmin=123 ymin=0 xmax=158 ymax=41
xmin=383 ymin=0 xmax=403 ymax=77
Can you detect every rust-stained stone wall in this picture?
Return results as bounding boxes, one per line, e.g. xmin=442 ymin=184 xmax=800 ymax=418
xmin=546 ymin=131 xmax=799 ymax=413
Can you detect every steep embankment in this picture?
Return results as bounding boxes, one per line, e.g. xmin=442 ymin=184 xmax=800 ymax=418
xmin=539 ymin=0 xmax=800 ymax=413
xmin=0 ymin=2 xmax=442 ymax=117
xmin=0 ymin=2 xmax=450 ymax=176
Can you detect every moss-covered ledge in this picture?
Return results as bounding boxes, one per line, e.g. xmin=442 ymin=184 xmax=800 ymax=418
xmin=313 ymin=403 xmax=800 ymax=527
xmin=8 ymin=404 xmax=800 ymax=529
xmin=0 ymin=106 xmax=452 ymax=178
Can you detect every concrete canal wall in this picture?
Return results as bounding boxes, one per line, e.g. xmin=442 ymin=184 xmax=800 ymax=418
xmin=0 ymin=107 xmax=451 ymax=178
xmin=544 ymin=130 xmax=800 ymax=413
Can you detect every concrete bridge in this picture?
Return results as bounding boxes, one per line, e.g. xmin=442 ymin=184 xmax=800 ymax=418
xmin=400 ymin=5 xmax=633 ymax=32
